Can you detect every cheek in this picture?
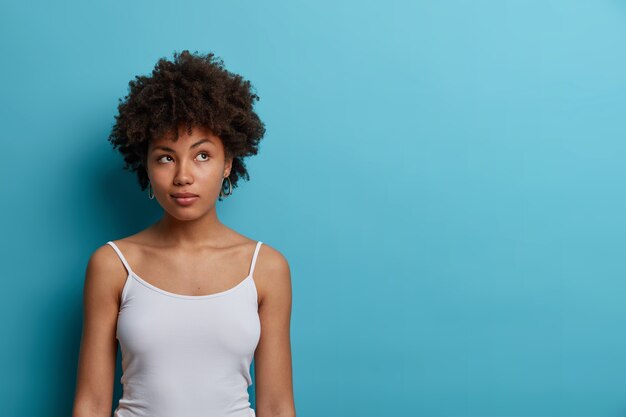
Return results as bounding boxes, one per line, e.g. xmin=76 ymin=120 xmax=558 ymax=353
xmin=148 ymin=167 xmax=169 ymax=185
xmin=197 ymin=165 xmax=223 ymax=183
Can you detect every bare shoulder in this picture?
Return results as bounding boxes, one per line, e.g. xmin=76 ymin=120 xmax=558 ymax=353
xmin=255 ymin=242 xmax=292 ymax=306
xmin=257 ymin=242 xmax=290 ymax=273
xmin=84 ymin=242 xmax=128 ymax=305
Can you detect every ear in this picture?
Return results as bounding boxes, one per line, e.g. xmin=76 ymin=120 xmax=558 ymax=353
xmin=225 ymin=155 xmax=234 ymax=176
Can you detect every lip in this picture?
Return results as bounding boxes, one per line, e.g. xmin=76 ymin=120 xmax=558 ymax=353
xmin=170 ymin=194 xmax=199 ymax=207
xmin=171 ymin=192 xmax=199 ymax=198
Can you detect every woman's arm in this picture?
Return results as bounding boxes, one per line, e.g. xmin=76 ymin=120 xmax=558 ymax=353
xmin=72 ymin=245 xmax=124 ymax=417
xmin=254 ymin=245 xmax=297 ymax=417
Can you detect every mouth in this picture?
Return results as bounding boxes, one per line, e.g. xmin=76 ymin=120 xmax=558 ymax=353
xmin=170 ymin=194 xmax=199 ymax=206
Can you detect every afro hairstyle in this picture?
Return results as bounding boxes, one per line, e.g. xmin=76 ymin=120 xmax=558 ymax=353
xmin=108 ymin=50 xmax=266 ymax=200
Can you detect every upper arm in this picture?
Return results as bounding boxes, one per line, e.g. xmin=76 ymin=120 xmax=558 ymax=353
xmin=253 ymin=245 xmax=296 ymax=417
xmin=72 ymin=244 xmax=125 ymax=416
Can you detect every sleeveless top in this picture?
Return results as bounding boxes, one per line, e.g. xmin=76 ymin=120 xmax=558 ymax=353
xmin=106 ymin=240 xmax=263 ymax=417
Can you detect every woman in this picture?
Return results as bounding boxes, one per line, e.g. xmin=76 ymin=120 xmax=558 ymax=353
xmin=72 ymin=50 xmax=296 ymax=417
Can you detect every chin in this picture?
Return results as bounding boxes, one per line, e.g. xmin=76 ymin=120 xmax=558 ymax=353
xmin=166 ymin=206 xmax=213 ymax=221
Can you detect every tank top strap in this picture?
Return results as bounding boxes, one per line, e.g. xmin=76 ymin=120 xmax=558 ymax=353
xmin=248 ymin=241 xmax=263 ymax=277
xmin=106 ymin=241 xmax=134 ymax=276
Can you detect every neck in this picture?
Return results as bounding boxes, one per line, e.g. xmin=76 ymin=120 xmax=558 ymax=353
xmin=153 ymin=209 xmax=225 ymax=248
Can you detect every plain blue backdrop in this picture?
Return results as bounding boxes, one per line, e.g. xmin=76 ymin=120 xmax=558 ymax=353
xmin=1 ymin=0 xmax=625 ymax=416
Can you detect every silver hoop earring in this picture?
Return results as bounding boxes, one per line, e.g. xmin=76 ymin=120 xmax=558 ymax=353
xmin=148 ymin=182 xmax=155 ymax=200
xmin=220 ymin=176 xmax=233 ymax=197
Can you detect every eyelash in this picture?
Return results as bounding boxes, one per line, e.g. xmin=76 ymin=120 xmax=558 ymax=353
xmin=156 ymin=152 xmax=210 ymax=163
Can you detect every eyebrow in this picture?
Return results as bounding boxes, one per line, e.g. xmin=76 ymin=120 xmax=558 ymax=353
xmin=151 ymin=138 xmax=213 ymax=153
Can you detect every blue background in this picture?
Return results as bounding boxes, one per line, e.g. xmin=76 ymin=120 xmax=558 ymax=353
xmin=1 ymin=1 xmax=625 ymax=416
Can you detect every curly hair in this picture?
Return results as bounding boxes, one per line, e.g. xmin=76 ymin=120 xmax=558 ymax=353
xmin=108 ymin=50 xmax=266 ymax=200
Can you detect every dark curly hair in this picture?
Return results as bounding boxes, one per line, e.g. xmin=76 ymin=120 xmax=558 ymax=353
xmin=108 ymin=50 xmax=266 ymax=200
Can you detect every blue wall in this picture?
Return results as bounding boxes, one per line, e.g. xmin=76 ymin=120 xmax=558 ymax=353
xmin=1 ymin=1 xmax=625 ymax=416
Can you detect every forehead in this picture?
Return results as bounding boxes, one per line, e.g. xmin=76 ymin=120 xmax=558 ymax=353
xmin=150 ymin=125 xmax=222 ymax=149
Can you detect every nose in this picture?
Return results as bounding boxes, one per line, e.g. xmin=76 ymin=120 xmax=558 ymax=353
xmin=173 ymin=160 xmax=193 ymax=185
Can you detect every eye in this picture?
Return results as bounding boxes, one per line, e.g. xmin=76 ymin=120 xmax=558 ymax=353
xmin=157 ymin=155 xmax=173 ymax=163
xmin=197 ymin=152 xmax=210 ymax=161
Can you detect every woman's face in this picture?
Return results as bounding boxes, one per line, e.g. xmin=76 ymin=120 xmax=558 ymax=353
xmin=146 ymin=124 xmax=232 ymax=220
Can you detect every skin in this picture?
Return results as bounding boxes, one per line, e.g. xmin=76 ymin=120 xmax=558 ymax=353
xmin=72 ymin=125 xmax=296 ymax=417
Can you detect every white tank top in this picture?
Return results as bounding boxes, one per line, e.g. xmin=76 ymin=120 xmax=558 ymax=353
xmin=106 ymin=240 xmax=262 ymax=417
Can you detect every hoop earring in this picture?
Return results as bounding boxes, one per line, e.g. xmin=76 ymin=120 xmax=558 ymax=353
xmin=220 ymin=176 xmax=233 ymax=197
xmin=148 ymin=182 xmax=155 ymax=199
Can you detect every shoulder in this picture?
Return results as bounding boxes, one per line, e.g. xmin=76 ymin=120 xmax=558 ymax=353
xmin=83 ymin=242 xmax=129 ymax=304
xmin=255 ymin=242 xmax=292 ymax=306
xmin=257 ymin=242 xmax=290 ymax=277
xmin=88 ymin=242 xmax=127 ymax=277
